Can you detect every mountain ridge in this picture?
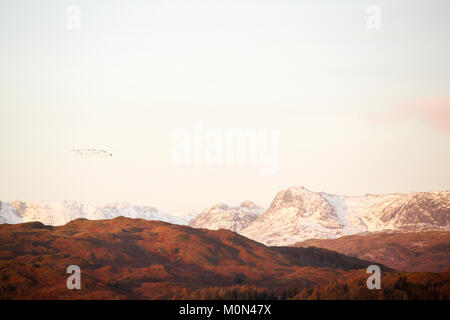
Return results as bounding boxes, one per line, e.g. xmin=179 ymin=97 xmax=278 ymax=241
xmin=2 ymin=186 xmax=449 ymax=246
xmin=240 ymin=186 xmax=450 ymax=245
xmin=189 ymin=201 xmax=265 ymax=232
xmin=0 ymin=200 xmax=190 ymax=226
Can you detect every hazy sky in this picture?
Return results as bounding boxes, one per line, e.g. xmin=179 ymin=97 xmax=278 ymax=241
xmin=1 ymin=0 xmax=449 ymax=212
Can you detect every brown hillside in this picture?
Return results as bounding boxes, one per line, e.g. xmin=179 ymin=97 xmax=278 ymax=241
xmin=0 ymin=217 xmax=379 ymax=299
xmin=295 ymin=231 xmax=450 ymax=272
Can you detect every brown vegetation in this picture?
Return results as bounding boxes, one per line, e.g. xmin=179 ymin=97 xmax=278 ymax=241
xmin=0 ymin=218 xmax=448 ymax=299
xmin=295 ymin=231 xmax=450 ymax=272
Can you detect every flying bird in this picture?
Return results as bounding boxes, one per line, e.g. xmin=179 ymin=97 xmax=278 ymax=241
xmin=72 ymin=149 xmax=112 ymax=157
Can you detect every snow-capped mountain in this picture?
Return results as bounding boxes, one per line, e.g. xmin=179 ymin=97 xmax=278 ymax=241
xmin=172 ymin=209 xmax=199 ymax=223
xmin=2 ymin=187 xmax=448 ymax=246
xmin=240 ymin=187 xmax=450 ymax=246
xmin=0 ymin=200 xmax=190 ymax=226
xmin=189 ymin=201 xmax=265 ymax=232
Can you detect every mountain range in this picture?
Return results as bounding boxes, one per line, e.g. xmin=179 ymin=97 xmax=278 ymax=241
xmin=1 ymin=186 xmax=449 ymax=247
xmin=0 ymin=200 xmax=190 ymax=226
xmin=240 ymin=187 xmax=449 ymax=245
xmin=188 ymin=187 xmax=449 ymax=245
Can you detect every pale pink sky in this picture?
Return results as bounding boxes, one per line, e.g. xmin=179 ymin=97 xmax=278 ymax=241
xmin=0 ymin=1 xmax=449 ymax=212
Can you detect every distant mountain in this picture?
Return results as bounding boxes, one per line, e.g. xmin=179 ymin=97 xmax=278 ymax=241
xmin=2 ymin=186 xmax=449 ymax=246
xmin=0 ymin=200 xmax=189 ymax=226
xmin=171 ymin=209 xmax=199 ymax=223
xmin=295 ymin=231 xmax=450 ymax=272
xmin=0 ymin=217 xmax=379 ymax=299
xmin=189 ymin=201 xmax=264 ymax=232
xmin=240 ymin=187 xmax=450 ymax=246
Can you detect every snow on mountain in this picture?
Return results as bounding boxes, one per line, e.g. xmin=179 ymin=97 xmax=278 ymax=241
xmin=189 ymin=201 xmax=265 ymax=232
xmin=99 ymin=202 xmax=189 ymax=225
xmin=240 ymin=187 xmax=450 ymax=246
xmin=2 ymin=187 xmax=448 ymax=245
xmin=171 ymin=209 xmax=199 ymax=223
xmin=0 ymin=200 xmax=189 ymax=226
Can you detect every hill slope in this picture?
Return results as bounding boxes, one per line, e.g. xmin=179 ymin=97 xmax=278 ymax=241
xmin=295 ymin=231 xmax=450 ymax=272
xmin=0 ymin=217 xmax=378 ymax=299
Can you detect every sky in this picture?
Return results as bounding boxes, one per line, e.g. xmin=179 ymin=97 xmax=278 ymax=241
xmin=0 ymin=0 xmax=449 ymax=212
